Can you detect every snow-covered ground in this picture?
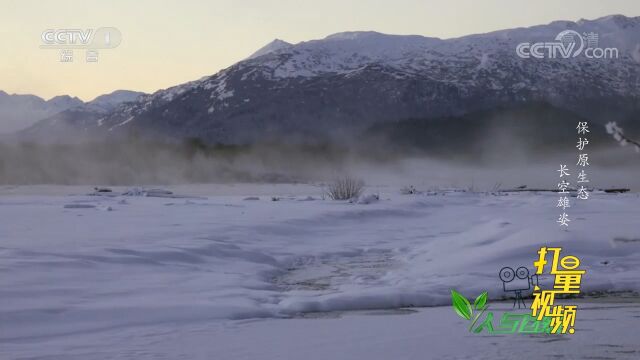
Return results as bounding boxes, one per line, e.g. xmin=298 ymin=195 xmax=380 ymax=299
xmin=1 ymin=184 xmax=639 ymax=359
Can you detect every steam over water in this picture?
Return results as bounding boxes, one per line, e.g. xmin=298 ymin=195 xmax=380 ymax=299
xmin=0 ymin=139 xmax=638 ymax=190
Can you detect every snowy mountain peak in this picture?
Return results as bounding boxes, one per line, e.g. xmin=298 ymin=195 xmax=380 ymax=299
xmin=248 ymin=39 xmax=292 ymax=59
xmin=324 ymin=31 xmax=386 ymax=40
xmin=90 ymin=90 xmax=144 ymax=104
xmin=48 ymin=95 xmax=83 ymax=105
xmin=88 ymin=90 xmax=145 ymax=111
xmin=45 ymin=95 xmax=85 ymax=112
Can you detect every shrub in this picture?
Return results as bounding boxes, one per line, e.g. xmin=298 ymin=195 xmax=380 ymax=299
xmin=326 ymin=176 xmax=365 ymax=200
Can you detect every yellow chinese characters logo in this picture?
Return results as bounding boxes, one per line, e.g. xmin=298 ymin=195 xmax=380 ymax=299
xmin=531 ymin=247 xmax=585 ymax=334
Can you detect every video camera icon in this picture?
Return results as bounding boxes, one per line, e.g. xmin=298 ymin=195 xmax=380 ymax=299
xmin=499 ymin=266 xmax=539 ymax=309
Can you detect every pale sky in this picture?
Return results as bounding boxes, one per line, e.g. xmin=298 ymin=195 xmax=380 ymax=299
xmin=1 ymin=0 xmax=639 ymax=101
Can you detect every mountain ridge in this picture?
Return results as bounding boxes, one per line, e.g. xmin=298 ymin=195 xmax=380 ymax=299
xmin=0 ymin=90 xmax=145 ymax=134
xmin=14 ymin=14 xmax=640 ymax=144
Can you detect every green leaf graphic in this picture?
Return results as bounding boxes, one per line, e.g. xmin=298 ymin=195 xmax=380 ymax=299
xmin=451 ymin=290 xmax=473 ymax=320
xmin=473 ymin=291 xmax=488 ymax=310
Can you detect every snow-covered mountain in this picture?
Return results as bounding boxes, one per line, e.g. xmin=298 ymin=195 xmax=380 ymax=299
xmin=0 ymin=92 xmax=83 ymax=133
xmin=87 ymin=90 xmax=145 ymax=112
xmin=247 ymin=39 xmax=292 ymax=59
xmin=3 ymin=90 xmax=146 ymax=140
xmin=0 ymin=90 xmax=144 ymax=135
xmin=18 ymin=15 xmax=640 ymax=143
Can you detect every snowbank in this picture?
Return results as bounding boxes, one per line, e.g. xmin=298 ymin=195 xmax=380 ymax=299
xmin=1 ymin=188 xmax=639 ymax=353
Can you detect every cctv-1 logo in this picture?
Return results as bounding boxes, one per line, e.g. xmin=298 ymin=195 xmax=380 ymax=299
xmin=40 ymin=28 xmax=122 ymax=49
